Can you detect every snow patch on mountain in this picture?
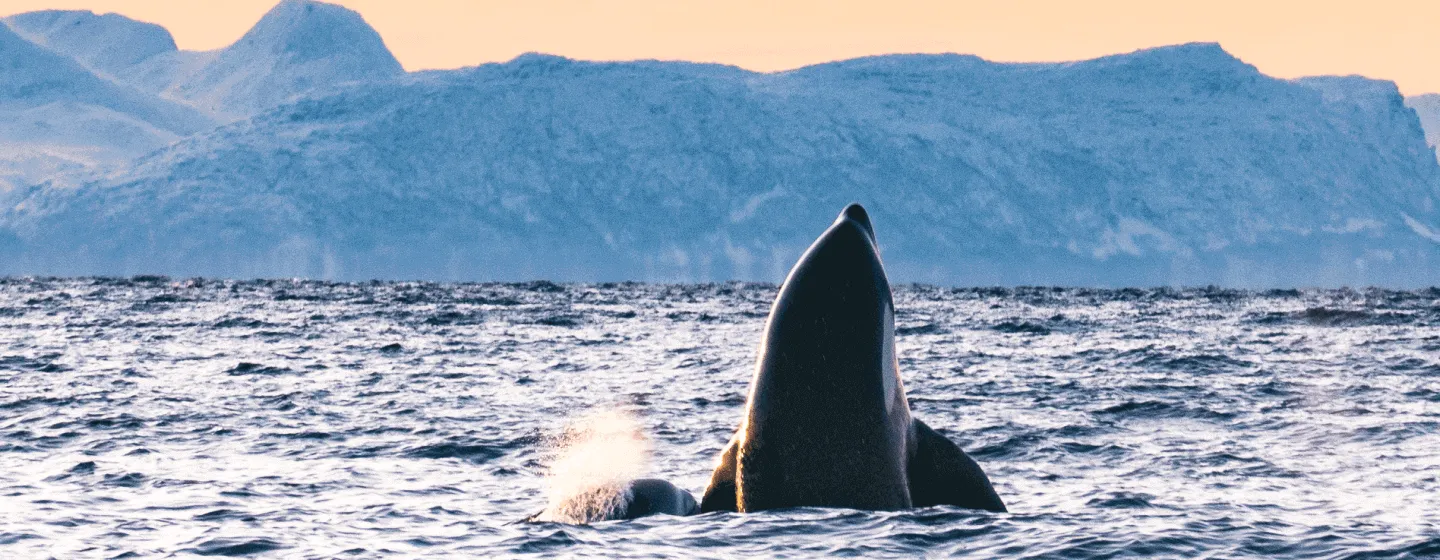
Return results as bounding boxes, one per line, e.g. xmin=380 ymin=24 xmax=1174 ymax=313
xmin=1402 ymin=213 xmax=1440 ymax=244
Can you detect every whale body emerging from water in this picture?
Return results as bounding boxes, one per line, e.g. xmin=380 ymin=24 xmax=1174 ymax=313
xmin=534 ymin=204 xmax=1002 ymax=522
xmin=699 ymin=204 xmax=1006 ymax=513
xmin=529 ymin=478 xmax=699 ymax=523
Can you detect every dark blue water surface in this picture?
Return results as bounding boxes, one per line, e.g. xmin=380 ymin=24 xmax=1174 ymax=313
xmin=1 ymin=278 xmax=1438 ymax=558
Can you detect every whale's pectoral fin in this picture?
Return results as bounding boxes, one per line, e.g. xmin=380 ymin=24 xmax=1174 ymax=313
xmin=907 ymin=419 xmax=1007 ymax=512
xmin=699 ymin=437 xmax=740 ymax=512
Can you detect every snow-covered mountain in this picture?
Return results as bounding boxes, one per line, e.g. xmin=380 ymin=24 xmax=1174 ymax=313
xmin=3 ymin=42 xmax=1436 ymax=287
xmin=0 ymin=21 xmax=214 ymax=189
xmin=5 ymin=0 xmax=402 ymax=121
xmin=0 ymin=0 xmax=399 ymax=191
xmin=3 ymin=9 xmax=178 ymax=80
xmin=1407 ymin=93 xmax=1440 ymax=162
xmin=168 ymin=0 xmax=403 ymax=119
xmin=3 ymin=9 xmax=214 ymax=101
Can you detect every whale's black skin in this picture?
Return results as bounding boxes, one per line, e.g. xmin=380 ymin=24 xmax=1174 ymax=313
xmin=623 ymin=479 xmax=701 ymax=518
xmin=700 ymin=203 xmax=1006 ymax=513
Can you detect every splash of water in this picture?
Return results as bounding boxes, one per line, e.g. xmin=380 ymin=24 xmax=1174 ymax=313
xmin=534 ymin=408 xmax=652 ymax=524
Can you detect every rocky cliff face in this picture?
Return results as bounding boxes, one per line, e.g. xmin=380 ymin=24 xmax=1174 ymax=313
xmin=1406 ymin=93 xmax=1440 ymax=163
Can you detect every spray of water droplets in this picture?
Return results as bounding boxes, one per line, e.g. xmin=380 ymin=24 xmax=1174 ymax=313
xmin=534 ymin=409 xmax=652 ymax=524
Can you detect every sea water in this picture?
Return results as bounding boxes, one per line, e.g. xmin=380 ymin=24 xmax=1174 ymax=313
xmin=1 ymin=277 xmax=1437 ymax=558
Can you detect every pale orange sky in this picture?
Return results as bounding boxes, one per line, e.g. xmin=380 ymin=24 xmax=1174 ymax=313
xmin=2 ymin=0 xmax=1438 ymax=95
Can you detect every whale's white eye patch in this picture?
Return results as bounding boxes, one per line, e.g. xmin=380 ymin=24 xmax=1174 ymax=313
xmin=882 ymin=305 xmax=898 ymax=414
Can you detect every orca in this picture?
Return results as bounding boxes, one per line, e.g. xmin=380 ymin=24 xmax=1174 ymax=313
xmin=624 ymin=478 xmax=701 ymax=518
xmin=529 ymin=478 xmax=699 ymax=523
xmin=699 ymin=203 xmax=1006 ymax=513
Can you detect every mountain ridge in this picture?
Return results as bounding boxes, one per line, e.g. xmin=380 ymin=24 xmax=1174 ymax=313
xmin=0 ymin=1 xmax=1436 ymax=287
xmin=3 ymin=42 xmax=1436 ymax=287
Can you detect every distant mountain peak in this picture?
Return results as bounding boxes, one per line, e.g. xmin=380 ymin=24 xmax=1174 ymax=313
xmin=507 ymin=52 xmax=574 ymax=65
xmin=232 ymin=0 xmax=399 ymax=67
xmin=3 ymin=9 xmax=177 ymax=76
xmin=171 ymin=0 xmax=403 ymax=118
xmin=1083 ymin=42 xmax=1255 ymax=75
xmin=6 ymin=0 xmax=405 ymax=120
xmin=1138 ymin=41 xmax=1230 ymax=56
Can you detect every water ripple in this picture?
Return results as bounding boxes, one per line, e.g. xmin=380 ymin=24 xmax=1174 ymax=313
xmin=0 ymin=279 xmax=1436 ymax=557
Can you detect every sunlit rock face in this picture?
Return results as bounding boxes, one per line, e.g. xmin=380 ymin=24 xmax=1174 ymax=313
xmin=1407 ymin=93 xmax=1440 ymax=163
